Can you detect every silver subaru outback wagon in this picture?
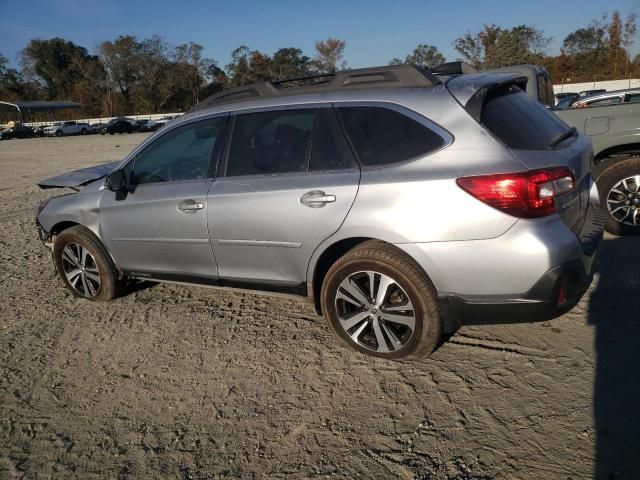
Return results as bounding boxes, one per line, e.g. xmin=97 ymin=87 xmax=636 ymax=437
xmin=36 ymin=65 xmax=604 ymax=360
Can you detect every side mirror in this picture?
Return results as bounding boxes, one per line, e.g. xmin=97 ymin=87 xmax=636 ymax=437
xmin=106 ymin=169 xmax=126 ymax=192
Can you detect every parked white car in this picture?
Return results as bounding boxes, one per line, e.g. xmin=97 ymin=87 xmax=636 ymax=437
xmin=43 ymin=121 xmax=90 ymax=137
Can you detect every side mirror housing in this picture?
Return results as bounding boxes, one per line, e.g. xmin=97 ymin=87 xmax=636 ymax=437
xmin=106 ymin=169 xmax=126 ymax=192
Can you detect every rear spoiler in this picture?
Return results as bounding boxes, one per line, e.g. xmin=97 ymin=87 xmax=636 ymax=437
xmin=446 ymin=73 xmax=528 ymax=121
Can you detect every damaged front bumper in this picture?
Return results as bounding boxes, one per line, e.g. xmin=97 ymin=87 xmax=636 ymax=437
xmin=36 ymin=220 xmax=53 ymax=249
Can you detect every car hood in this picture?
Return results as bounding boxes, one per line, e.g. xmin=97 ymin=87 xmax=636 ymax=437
xmin=38 ymin=160 xmax=121 ymax=190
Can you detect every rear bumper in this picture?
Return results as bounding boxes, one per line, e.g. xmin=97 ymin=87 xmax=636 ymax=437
xmin=438 ymin=255 xmax=598 ymax=327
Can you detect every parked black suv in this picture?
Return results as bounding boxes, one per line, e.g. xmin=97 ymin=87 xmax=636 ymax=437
xmin=101 ymin=119 xmax=133 ymax=135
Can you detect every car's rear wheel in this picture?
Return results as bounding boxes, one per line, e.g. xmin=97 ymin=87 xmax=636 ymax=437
xmin=597 ymin=157 xmax=640 ymax=235
xmin=53 ymin=226 xmax=120 ymax=301
xmin=321 ymin=241 xmax=442 ymax=360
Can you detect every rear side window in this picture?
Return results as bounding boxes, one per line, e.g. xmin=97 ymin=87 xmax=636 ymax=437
xmin=337 ymin=106 xmax=445 ymax=167
xmin=481 ymin=85 xmax=571 ymax=150
xmin=227 ymin=109 xmax=314 ymax=176
xmin=309 ymin=108 xmax=357 ymax=171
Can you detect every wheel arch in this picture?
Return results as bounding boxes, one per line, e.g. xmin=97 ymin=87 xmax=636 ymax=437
xmin=309 ymin=237 xmax=372 ymax=314
xmin=593 ymin=143 xmax=640 ymax=178
xmin=308 ymin=236 xmax=438 ymax=316
xmin=50 ymin=220 xmax=81 ymax=236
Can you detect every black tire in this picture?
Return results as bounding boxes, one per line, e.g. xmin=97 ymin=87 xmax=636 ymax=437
xmin=55 ymin=130 xmax=63 ymax=137
xmin=321 ymin=240 xmax=442 ymax=360
xmin=80 ymin=128 xmax=87 ymax=135
xmin=53 ymin=225 xmax=120 ymax=301
xmin=596 ymin=157 xmax=640 ymax=236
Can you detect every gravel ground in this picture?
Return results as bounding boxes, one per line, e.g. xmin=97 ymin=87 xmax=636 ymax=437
xmin=0 ymin=134 xmax=639 ymax=479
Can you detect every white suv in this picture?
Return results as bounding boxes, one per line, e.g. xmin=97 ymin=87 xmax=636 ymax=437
xmin=44 ymin=121 xmax=90 ymax=137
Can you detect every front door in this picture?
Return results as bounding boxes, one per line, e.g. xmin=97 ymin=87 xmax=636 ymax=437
xmin=207 ymin=106 xmax=360 ymax=291
xmin=99 ymin=115 xmax=228 ymax=281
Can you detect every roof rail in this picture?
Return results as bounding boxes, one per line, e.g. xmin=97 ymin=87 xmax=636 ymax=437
xmin=192 ymin=64 xmax=439 ymax=111
xmin=431 ymin=61 xmax=478 ymax=76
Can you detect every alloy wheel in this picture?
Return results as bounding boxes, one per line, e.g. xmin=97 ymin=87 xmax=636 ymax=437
xmin=60 ymin=243 xmax=101 ymax=297
xmin=334 ymin=271 xmax=416 ymax=353
xmin=607 ymin=176 xmax=640 ymax=227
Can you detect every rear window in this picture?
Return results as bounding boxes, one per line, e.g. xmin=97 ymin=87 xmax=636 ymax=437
xmin=337 ymin=106 xmax=445 ymax=167
xmin=481 ymin=85 xmax=571 ymax=150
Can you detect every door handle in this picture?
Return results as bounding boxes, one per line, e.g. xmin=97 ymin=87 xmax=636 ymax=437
xmin=300 ymin=190 xmax=336 ymax=208
xmin=178 ymin=199 xmax=204 ymax=213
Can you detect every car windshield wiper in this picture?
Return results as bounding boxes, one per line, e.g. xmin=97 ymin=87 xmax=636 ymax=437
xmin=550 ymin=126 xmax=577 ymax=148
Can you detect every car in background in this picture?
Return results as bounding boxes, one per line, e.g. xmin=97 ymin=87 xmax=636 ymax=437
xmin=154 ymin=114 xmax=181 ymax=129
xmin=571 ymin=89 xmax=640 ymax=108
xmin=33 ymin=125 xmax=47 ymax=137
xmin=553 ymin=95 xmax=580 ymax=110
xmin=554 ymin=92 xmax=579 ymax=107
xmin=0 ymin=124 xmax=34 ymax=140
xmin=133 ymin=119 xmax=158 ymax=132
xmin=100 ymin=118 xmax=133 ymax=135
xmin=579 ymin=89 xmax=606 ymax=98
xmin=89 ymin=123 xmax=104 ymax=134
xmin=43 ymin=121 xmax=90 ymax=137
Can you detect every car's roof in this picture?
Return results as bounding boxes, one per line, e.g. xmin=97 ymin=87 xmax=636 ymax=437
xmin=190 ymin=64 xmax=439 ymax=114
xmin=574 ymin=88 xmax=640 ymax=104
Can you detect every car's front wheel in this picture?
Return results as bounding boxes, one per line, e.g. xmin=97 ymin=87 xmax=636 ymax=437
xmin=597 ymin=157 xmax=640 ymax=235
xmin=53 ymin=226 xmax=120 ymax=301
xmin=321 ymin=241 xmax=442 ymax=360
xmin=55 ymin=130 xmax=63 ymax=137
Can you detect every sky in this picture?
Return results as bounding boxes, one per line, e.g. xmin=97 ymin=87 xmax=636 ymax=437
xmin=1 ymin=0 xmax=638 ymax=69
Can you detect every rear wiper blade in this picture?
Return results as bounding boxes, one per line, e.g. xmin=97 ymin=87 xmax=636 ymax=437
xmin=550 ymin=127 xmax=577 ymax=148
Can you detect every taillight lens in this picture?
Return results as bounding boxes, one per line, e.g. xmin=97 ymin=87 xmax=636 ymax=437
xmin=456 ymin=167 xmax=575 ymax=218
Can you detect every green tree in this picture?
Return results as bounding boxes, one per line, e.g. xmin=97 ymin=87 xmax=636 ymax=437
xmin=562 ymin=20 xmax=609 ymax=82
xmin=270 ymin=48 xmax=310 ymax=80
xmin=390 ymin=44 xmax=445 ymax=68
xmin=622 ymin=13 xmax=638 ymax=77
xmin=454 ymin=24 xmax=550 ymax=69
xmin=225 ymin=46 xmax=251 ymax=86
xmin=21 ymin=38 xmax=92 ymax=100
xmin=312 ymin=37 xmax=346 ymax=73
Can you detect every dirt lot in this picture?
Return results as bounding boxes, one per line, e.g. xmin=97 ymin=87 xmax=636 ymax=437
xmin=0 ymin=134 xmax=638 ymax=479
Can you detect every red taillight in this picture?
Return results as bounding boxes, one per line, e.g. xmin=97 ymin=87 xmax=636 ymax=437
xmin=456 ymin=167 xmax=575 ymax=218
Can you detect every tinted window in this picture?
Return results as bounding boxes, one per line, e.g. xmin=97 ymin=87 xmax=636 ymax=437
xmin=337 ymin=106 xmax=444 ymax=167
xmin=481 ymin=85 xmax=571 ymax=149
xmin=309 ymin=108 xmax=357 ymax=171
xmin=132 ymin=117 xmax=226 ymax=185
xmin=227 ymin=109 xmax=314 ymax=176
xmin=627 ymin=94 xmax=640 ymax=104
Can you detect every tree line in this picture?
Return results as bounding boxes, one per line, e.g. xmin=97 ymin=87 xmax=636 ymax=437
xmin=0 ymin=10 xmax=637 ymax=118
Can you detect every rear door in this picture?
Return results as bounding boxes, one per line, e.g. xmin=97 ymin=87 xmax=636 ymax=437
xmin=99 ymin=115 xmax=228 ymax=280
xmin=207 ymin=105 xmax=360 ymax=291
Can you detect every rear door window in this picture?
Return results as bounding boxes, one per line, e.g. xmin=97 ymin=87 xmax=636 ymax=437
xmin=226 ymin=109 xmax=314 ymax=176
xmin=336 ymin=106 xmax=445 ymax=167
xmin=481 ymin=84 xmax=571 ymax=149
xmin=308 ymin=108 xmax=357 ymax=171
